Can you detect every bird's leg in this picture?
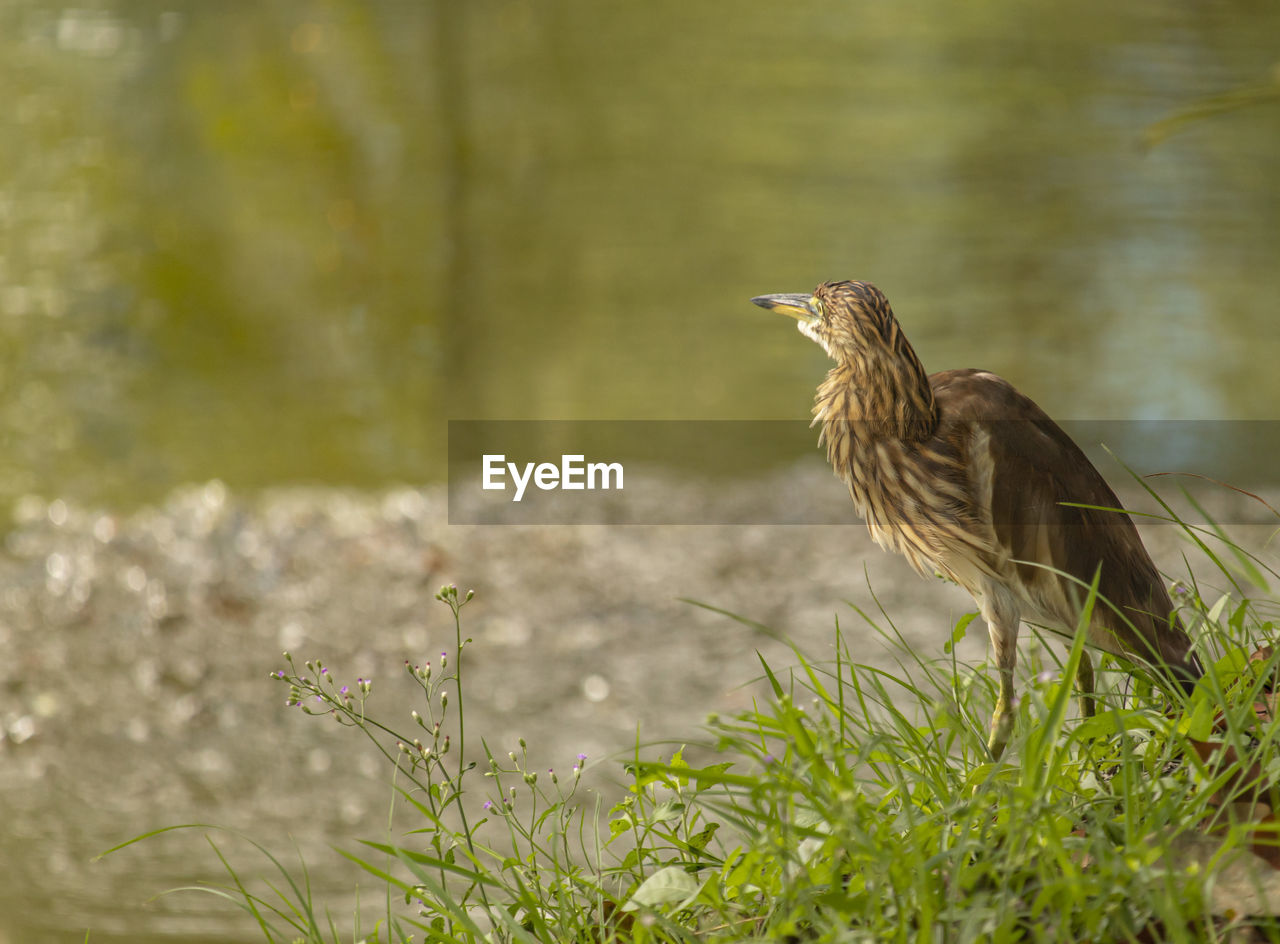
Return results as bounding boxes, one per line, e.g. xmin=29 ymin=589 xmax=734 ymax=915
xmin=982 ymin=591 xmax=1020 ymax=760
xmin=1076 ymin=650 xmax=1096 ymax=719
xmin=987 ymin=654 xmax=1016 ymax=760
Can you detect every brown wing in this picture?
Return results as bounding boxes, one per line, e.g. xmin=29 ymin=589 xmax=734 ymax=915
xmin=928 ymin=369 xmax=1197 ymax=682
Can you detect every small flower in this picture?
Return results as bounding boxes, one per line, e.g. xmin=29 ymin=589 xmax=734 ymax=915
xmin=441 ymin=651 xmax=448 ymax=670
xmin=483 ymin=800 xmax=494 ymax=812
xmin=577 ymin=752 xmax=587 ymax=762
xmin=549 ymin=768 xmax=558 ymax=784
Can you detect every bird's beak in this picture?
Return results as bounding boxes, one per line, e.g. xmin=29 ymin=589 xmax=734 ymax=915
xmin=750 ymin=293 xmax=819 ymax=324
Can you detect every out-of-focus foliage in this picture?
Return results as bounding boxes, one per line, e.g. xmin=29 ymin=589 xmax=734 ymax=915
xmin=1145 ymin=63 xmax=1280 ymax=148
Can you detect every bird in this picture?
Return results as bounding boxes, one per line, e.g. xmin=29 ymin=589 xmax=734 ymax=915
xmin=752 ymin=280 xmax=1201 ymax=759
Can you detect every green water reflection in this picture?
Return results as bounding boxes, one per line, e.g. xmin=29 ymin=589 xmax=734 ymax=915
xmin=2 ymin=1 xmax=1278 ymax=512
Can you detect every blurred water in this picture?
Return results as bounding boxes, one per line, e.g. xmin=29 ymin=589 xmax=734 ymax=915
xmin=1 ymin=1 xmax=1278 ymax=513
xmin=1 ymin=0 xmax=1279 ymax=940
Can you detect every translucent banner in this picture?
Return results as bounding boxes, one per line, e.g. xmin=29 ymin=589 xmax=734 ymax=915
xmin=447 ymin=420 xmax=1280 ymax=525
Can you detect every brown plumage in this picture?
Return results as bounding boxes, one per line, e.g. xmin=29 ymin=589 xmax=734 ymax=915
xmin=752 ymin=280 xmax=1200 ymax=758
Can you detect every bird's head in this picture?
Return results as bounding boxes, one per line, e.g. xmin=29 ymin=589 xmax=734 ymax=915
xmin=751 ymin=280 xmax=899 ymax=365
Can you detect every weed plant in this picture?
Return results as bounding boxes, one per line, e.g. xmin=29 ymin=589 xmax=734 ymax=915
xmin=108 ymin=487 xmax=1280 ymax=943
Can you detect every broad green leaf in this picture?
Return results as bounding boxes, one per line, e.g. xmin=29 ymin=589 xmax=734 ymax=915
xmin=1206 ymin=593 xmax=1230 ymax=626
xmin=945 ymin=612 xmax=979 ymax=654
xmin=621 ymin=865 xmax=699 ymax=911
xmin=687 ymin=822 xmax=720 ymax=852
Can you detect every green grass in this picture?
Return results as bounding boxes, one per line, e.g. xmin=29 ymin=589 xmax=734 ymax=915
xmin=106 ymin=489 xmax=1280 ymax=943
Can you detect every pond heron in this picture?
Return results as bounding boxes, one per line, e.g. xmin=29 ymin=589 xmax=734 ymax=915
xmin=752 ymin=280 xmax=1201 ymax=759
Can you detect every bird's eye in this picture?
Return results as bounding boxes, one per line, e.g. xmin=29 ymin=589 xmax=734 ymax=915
xmin=810 ymin=296 xmax=823 ymax=317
